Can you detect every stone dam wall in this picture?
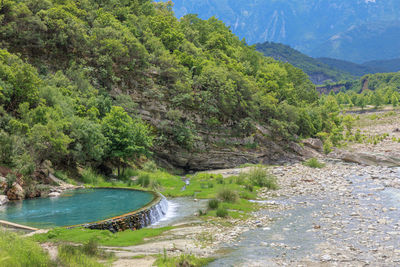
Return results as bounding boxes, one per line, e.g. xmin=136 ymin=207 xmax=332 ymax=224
xmin=68 ymin=188 xmax=166 ymax=233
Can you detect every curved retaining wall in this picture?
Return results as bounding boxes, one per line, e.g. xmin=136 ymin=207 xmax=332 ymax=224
xmin=68 ymin=188 xmax=166 ymax=233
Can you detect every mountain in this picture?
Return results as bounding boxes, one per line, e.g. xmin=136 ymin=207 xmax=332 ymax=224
xmin=255 ymin=42 xmax=354 ymax=84
xmin=316 ymin=58 xmax=378 ymax=77
xmin=362 ymin=58 xmax=400 ymax=73
xmin=312 ymin=21 xmax=400 ymax=63
xmin=0 ymin=0 xmax=341 ymax=175
xmin=166 ymin=0 xmax=400 ymax=62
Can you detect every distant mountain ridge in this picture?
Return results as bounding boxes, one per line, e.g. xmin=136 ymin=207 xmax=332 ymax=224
xmin=255 ymin=42 xmax=354 ymax=84
xmin=256 ymin=42 xmax=400 ymax=84
xmin=167 ymin=0 xmax=400 ymax=63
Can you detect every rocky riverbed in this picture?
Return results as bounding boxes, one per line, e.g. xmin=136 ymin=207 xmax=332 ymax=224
xmin=69 ymin=111 xmax=395 ymax=266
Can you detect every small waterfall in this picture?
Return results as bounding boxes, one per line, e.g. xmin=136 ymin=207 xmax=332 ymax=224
xmin=140 ymin=196 xmax=169 ymax=228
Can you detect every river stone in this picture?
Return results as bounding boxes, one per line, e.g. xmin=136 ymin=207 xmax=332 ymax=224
xmin=7 ymin=183 xmax=25 ymax=200
xmin=48 ymin=192 xmax=61 ymax=197
xmin=0 ymin=195 xmax=8 ymax=205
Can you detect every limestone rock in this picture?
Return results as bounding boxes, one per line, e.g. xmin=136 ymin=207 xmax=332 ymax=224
xmin=302 ymin=138 xmax=323 ymax=152
xmin=0 ymin=195 xmax=9 ymax=205
xmin=7 ymin=183 xmax=25 ymax=200
xmin=48 ymin=192 xmax=61 ymax=197
xmin=338 ymin=151 xmax=400 ymax=167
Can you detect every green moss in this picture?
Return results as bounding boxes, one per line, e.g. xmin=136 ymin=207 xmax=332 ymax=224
xmin=31 ymin=227 xmax=173 ymax=247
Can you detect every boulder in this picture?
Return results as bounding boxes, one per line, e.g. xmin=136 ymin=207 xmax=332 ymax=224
xmin=0 ymin=195 xmax=8 ymax=205
xmin=48 ymin=192 xmax=61 ymax=197
xmin=302 ymin=138 xmax=324 ymax=152
xmin=7 ymin=183 xmax=25 ymax=200
xmin=339 ymin=151 xmax=400 ymax=167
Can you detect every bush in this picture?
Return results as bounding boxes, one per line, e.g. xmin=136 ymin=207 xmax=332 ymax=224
xmin=142 ymin=160 xmax=158 ymax=172
xmin=118 ymin=168 xmax=138 ymax=182
xmin=303 ymin=158 xmax=325 ymax=168
xmin=208 ymin=199 xmax=219 ymax=210
xmin=136 ymin=173 xmax=150 ymax=187
xmin=216 ymin=207 xmax=228 ymax=218
xmin=248 ymin=167 xmax=278 ymax=190
xmin=82 ymin=238 xmax=99 ymax=256
xmin=81 ymin=168 xmax=104 ymax=185
xmin=217 ymin=188 xmax=238 ymax=203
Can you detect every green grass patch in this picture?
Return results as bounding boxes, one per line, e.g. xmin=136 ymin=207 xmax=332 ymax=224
xmin=0 ymin=230 xmax=53 ymax=267
xmin=32 ymin=227 xmax=173 ymax=247
xmin=303 ymin=158 xmax=326 ymax=168
xmin=155 ymin=253 xmax=214 ymax=267
xmin=217 ymin=188 xmax=238 ymax=203
xmin=57 ymin=243 xmax=106 ymax=267
xmin=246 ymin=167 xmax=278 ymax=189
xmin=205 ymin=199 xmax=259 ymax=220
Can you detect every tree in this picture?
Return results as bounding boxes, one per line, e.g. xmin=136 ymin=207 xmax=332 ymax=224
xmin=391 ymin=92 xmax=399 ymax=107
xmin=101 ymin=106 xmax=153 ymax=175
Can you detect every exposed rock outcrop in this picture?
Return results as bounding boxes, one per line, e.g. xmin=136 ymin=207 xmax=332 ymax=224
xmin=302 ymin=138 xmax=324 ymax=153
xmin=0 ymin=195 xmax=8 ymax=205
xmin=7 ymin=183 xmax=25 ymax=200
xmin=334 ymin=151 xmax=400 ymax=167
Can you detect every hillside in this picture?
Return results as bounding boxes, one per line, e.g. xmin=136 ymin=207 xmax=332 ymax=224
xmin=0 ymin=0 xmax=343 ymax=187
xmin=363 ymin=58 xmax=400 ymax=73
xmin=316 ymin=57 xmax=378 ymax=77
xmin=255 ymin=42 xmax=354 ymax=84
xmin=166 ymin=0 xmax=400 ymax=62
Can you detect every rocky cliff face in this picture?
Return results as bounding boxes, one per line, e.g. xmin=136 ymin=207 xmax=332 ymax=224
xmin=133 ymin=93 xmax=315 ymax=170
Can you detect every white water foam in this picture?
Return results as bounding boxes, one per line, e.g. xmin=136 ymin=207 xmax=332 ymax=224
xmin=151 ymin=198 xmax=179 ymax=226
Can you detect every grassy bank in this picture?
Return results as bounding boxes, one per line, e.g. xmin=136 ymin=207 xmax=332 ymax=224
xmin=0 ymin=230 xmax=53 ymax=267
xmin=32 ymin=227 xmax=173 ymax=247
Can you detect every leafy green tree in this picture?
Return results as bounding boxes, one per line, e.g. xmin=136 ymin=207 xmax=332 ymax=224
xmin=101 ymin=106 xmax=153 ymax=175
xmin=69 ymin=117 xmax=108 ymax=164
xmin=0 ymin=49 xmax=40 ymax=112
xmin=391 ymin=92 xmax=399 ymax=107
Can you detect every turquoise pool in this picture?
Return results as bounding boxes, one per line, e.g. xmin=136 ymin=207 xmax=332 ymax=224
xmin=0 ymin=188 xmax=154 ymax=228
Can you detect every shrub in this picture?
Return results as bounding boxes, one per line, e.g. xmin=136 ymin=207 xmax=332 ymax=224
xmin=248 ymin=167 xmax=278 ymax=190
xmin=235 ymin=174 xmax=246 ymax=185
xmin=208 ymin=199 xmax=219 ymax=210
xmin=82 ymin=238 xmax=99 ymax=256
xmin=216 ymin=207 xmax=228 ymax=218
xmin=118 ymin=168 xmax=138 ymax=181
xmin=142 ymin=160 xmax=158 ymax=172
xmin=81 ymin=168 xmax=104 ymax=185
xmin=245 ymin=184 xmax=254 ymax=192
xmin=217 ymin=188 xmax=238 ymax=203
xmin=303 ymin=158 xmax=326 ymax=168
xmin=136 ymin=173 xmax=150 ymax=187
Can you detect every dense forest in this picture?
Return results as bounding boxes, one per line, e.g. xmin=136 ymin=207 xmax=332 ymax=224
xmin=322 ymin=73 xmax=400 ymax=109
xmin=255 ymin=42 xmax=354 ymax=84
xmin=0 ymin=0 xmax=343 ymax=188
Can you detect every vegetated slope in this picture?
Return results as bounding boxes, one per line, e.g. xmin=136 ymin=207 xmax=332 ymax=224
xmin=362 ymin=58 xmax=400 ymax=73
xmin=255 ymin=42 xmax=354 ymax=84
xmin=0 ymin=0 xmax=341 ymax=178
xmin=166 ymin=0 xmax=400 ymax=62
xmin=328 ymin=72 xmax=400 ymax=109
xmin=316 ymin=57 xmax=379 ymax=77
